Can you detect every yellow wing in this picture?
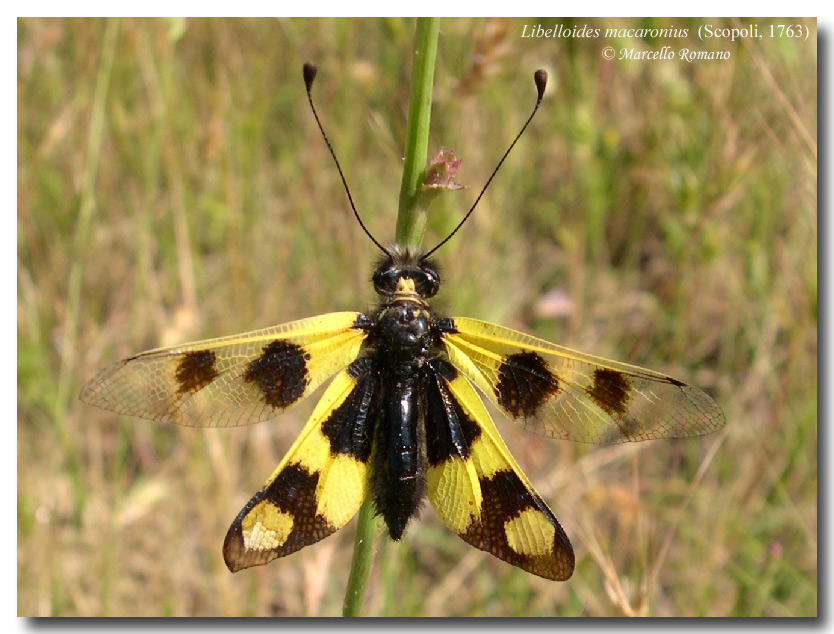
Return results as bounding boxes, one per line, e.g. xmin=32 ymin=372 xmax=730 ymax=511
xmin=442 ymin=317 xmax=725 ymax=445
xmin=424 ymin=359 xmax=574 ymax=580
xmin=223 ymin=365 xmax=374 ymax=571
xmin=80 ymin=312 xmax=366 ymax=427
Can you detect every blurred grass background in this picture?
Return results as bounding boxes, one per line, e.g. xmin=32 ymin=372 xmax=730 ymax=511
xmin=17 ymin=17 xmax=816 ymax=616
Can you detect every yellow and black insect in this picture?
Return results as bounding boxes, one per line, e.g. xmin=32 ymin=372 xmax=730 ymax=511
xmin=80 ymin=63 xmax=725 ymax=581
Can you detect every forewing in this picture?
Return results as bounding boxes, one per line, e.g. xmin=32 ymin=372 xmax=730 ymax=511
xmin=223 ymin=362 xmax=375 ymax=572
xmin=424 ymin=360 xmax=574 ymax=581
xmin=443 ymin=317 xmax=725 ymax=445
xmin=80 ymin=312 xmax=366 ymax=427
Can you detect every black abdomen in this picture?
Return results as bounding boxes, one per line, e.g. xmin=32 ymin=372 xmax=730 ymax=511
xmin=371 ymin=372 xmax=427 ymax=539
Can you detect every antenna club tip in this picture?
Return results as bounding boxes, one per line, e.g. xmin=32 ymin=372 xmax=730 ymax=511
xmin=533 ymin=69 xmax=547 ymax=98
xmin=303 ymin=62 xmax=318 ymax=91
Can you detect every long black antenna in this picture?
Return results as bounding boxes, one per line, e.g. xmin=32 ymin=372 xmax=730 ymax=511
xmin=303 ymin=62 xmax=388 ymax=255
xmin=423 ymin=69 xmax=548 ymax=258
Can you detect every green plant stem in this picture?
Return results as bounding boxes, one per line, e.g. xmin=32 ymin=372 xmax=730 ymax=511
xmin=342 ymin=17 xmax=440 ymax=617
xmin=342 ymin=492 xmax=381 ymax=616
xmin=395 ymin=17 xmax=440 ymax=246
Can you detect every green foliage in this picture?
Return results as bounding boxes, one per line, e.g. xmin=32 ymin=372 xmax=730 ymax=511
xmin=18 ymin=17 xmax=816 ymax=616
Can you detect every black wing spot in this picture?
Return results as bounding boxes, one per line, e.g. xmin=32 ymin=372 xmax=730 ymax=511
xmin=425 ymin=361 xmax=481 ymax=466
xmin=479 ymin=470 xmax=536 ymax=518
xmin=263 ymin=463 xmax=321 ymax=517
xmin=587 ymin=368 xmax=631 ymax=416
xmin=320 ymin=371 xmax=376 ymax=461
xmin=462 ymin=470 xmax=574 ymax=581
xmin=175 ymin=350 xmax=219 ymax=395
xmin=496 ymin=351 xmax=559 ymax=418
xmin=223 ymin=463 xmax=332 ymax=571
xmin=243 ymin=340 xmax=310 ymax=408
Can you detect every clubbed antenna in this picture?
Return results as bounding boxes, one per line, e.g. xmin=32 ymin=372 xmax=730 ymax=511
xmin=303 ymin=62 xmax=388 ymax=255
xmin=424 ymin=69 xmax=548 ymax=257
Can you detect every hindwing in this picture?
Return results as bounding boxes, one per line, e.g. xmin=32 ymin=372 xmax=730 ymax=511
xmin=425 ymin=359 xmax=574 ymax=581
xmin=223 ymin=360 xmax=376 ymax=572
xmin=80 ymin=312 xmax=365 ymax=428
xmin=442 ymin=317 xmax=725 ymax=445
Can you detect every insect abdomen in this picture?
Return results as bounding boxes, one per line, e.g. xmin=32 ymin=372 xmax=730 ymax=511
xmin=371 ymin=373 xmax=427 ymax=540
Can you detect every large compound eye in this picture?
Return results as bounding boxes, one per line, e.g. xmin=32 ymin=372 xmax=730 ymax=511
xmin=372 ymin=262 xmax=399 ymax=294
xmin=414 ymin=266 xmax=440 ymax=298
